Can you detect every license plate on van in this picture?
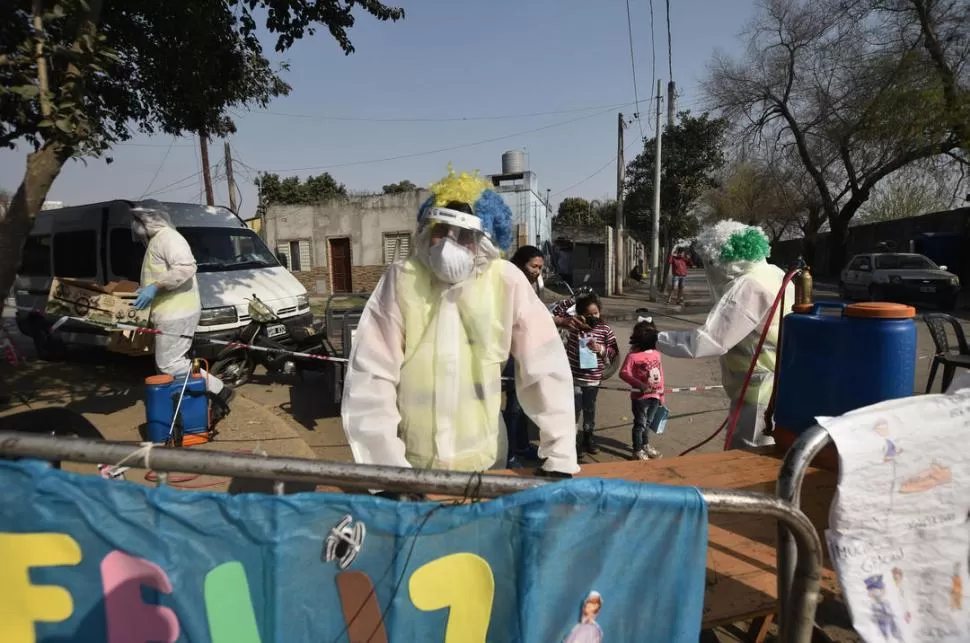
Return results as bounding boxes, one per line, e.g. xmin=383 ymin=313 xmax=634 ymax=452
xmin=265 ymin=324 xmax=287 ymax=338
xmin=920 ymin=286 xmax=935 ymax=293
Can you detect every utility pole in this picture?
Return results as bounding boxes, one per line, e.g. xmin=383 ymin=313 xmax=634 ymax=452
xmin=650 ymin=80 xmax=663 ymax=301
xmin=224 ymin=141 xmax=237 ymax=212
xmin=199 ymin=133 xmax=214 ymax=206
xmin=615 ymin=112 xmax=626 ymax=296
xmin=667 ymin=81 xmax=676 ymax=129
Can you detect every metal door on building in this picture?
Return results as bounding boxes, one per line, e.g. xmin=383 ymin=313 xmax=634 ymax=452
xmin=329 ymin=237 xmax=352 ymax=293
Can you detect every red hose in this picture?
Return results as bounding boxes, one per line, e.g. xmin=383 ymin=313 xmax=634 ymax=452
xmin=143 ymin=449 xmax=257 ymax=489
xmin=678 ymin=269 xmax=801 ymax=456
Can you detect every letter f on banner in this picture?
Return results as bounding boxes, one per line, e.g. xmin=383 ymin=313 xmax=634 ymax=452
xmin=0 ymin=533 xmax=82 ymax=643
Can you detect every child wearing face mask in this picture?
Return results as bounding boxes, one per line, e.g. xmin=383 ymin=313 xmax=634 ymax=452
xmin=619 ymin=320 xmax=665 ymax=460
xmin=564 ymin=293 xmax=619 ymax=457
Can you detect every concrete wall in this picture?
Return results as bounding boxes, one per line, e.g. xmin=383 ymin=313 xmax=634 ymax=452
xmin=550 ymin=224 xmax=644 ymax=295
xmin=265 ymin=190 xmax=430 ymax=294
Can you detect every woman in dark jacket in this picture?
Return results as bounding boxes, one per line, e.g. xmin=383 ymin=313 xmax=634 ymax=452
xmin=504 ymin=245 xmax=545 ymax=466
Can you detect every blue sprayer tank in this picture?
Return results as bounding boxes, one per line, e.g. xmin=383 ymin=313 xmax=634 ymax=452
xmin=144 ymin=373 xmax=209 ymax=443
xmin=775 ymin=301 xmax=917 ymax=436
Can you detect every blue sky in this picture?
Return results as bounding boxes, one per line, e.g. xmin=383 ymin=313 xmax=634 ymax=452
xmin=0 ymin=0 xmax=757 ymax=219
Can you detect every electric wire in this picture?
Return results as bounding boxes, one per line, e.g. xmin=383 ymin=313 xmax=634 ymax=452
xmin=252 ymin=101 xmax=634 ymax=123
xmin=139 ymin=138 xmax=176 ymax=198
xmin=262 ymin=106 xmax=622 ymax=174
xmin=624 ymin=0 xmax=645 ymax=140
xmin=648 ymin=0 xmax=657 ymax=133
xmin=551 ymin=137 xmax=642 ymax=198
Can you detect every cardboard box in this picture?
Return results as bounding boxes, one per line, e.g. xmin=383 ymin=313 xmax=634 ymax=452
xmin=105 ymin=329 xmax=155 ymax=356
xmin=46 ymin=278 xmax=151 ymax=329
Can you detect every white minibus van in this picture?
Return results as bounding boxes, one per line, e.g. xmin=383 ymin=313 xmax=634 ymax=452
xmin=14 ymin=200 xmax=311 ymax=359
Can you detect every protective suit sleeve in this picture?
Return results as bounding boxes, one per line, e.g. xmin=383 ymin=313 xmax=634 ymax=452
xmin=340 ymin=266 xmax=409 ymax=468
xmin=150 ymin=230 xmax=198 ymax=291
xmin=657 ymin=276 xmax=771 ymax=359
xmin=507 ymin=265 xmax=580 ymax=475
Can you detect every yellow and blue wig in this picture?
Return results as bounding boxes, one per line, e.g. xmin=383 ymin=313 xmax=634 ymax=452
xmin=418 ymin=164 xmax=514 ymax=251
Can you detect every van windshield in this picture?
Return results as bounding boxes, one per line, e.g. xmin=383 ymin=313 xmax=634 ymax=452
xmin=179 ymin=227 xmax=280 ymax=273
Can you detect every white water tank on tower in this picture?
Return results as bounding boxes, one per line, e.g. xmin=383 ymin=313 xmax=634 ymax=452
xmin=501 ymin=149 xmax=525 ymax=174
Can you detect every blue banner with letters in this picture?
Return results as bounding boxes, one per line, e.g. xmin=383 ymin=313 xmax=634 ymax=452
xmin=0 ymin=460 xmax=708 ymax=642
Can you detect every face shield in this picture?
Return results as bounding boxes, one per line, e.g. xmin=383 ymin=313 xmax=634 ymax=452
xmin=417 ymin=206 xmax=490 ymax=284
xmin=130 ymin=200 xmax=174 ymax=245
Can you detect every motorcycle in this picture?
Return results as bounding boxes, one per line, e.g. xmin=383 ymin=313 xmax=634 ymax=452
xmin=209 ymin=294 xmax=334 ymax=387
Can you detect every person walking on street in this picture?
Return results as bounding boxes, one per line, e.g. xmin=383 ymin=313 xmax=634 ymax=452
xmin=667 ymin=248 xmax=692 ymax=305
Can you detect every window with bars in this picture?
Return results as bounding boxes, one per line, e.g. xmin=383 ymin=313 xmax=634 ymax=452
xmin=276 ymin=239 xmax=312 ymax=272
xmin=382 ymin=232 xmax=411 ymax=264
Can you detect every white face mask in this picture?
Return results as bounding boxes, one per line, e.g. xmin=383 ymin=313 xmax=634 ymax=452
xmin=428 ymin=237 xmax=475 ymax=284
xmin=131 ymin=219 xmax=149 ymax=245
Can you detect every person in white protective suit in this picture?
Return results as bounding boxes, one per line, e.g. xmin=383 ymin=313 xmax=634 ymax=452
xmin=656 ymin=220 xmax=793 ymax=449
xmin=131 ymin=200 xmax=234 ymax=413
xmin=341 ymin=166 xmax=579 ymax=480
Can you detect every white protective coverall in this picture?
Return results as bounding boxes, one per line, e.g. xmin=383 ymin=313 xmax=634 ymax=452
xmin=657 ymin=221 xmax=793 ymax=448
xmin=341 ymin=229 xmax=579 ymax=475
xmin=132 ymin=203 xmax=224 ymax=394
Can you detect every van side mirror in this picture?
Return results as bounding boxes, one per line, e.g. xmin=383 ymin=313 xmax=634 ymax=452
xmin=277 ymin=252 xmax=288 ymax=269
xmin=940 ymin=265 xmax=948 ymax=272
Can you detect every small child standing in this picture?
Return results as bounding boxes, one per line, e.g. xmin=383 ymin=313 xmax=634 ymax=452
xmin=619 ymin=320 xmax=665 ymax=460
xmin=564 ymin=293 xmax=619 ymax=457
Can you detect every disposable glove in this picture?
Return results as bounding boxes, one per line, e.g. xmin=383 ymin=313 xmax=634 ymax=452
xmin=133 ymin=284 xmax=158 ymax=310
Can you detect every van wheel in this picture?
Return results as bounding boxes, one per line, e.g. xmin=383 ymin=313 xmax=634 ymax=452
xmin=868 ymin=285 xmax=886 ymax=302
xmin=838 ymin=282 xmax=850 ymax=301
xmin=32 ymin=328 xmax=67 ymax=361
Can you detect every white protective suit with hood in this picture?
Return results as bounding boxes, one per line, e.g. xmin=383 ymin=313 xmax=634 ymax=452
xmin=340 ymin=175 xmax=579 ymax=475
xmin=132 ymin=201 xmax=224 ymax=394
xmin=657 ymin=221 xmax=793 ymax=448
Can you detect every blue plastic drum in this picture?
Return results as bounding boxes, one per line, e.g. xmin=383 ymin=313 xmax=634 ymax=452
xmin=775 ymin=301 xmax=917 ymax=435
xmin=144 ymin=373 xmax=209 ymax=443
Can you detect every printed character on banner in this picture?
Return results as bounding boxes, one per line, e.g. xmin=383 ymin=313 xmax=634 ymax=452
xmin=891 ymin=567 xmax=911 ymax=624
xmin=865 ymin=574 xmax=902 ymax=641
xmin=872 ymin=419 xmax=902 ymax=463
xmin=951 ymin=562 xmax=962 ymax=611
xmin=563 ymin=590 xmax=603 ymax=643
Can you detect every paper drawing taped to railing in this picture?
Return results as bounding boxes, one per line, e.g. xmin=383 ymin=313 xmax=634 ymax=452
xmin=819 ymin=388 xmax=970 ymax=642
xmin=0 ymin=460 xmax=708 ymax=642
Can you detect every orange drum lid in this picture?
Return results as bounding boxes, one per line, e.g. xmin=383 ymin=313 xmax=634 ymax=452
xmin=145 ymin=374 xmax=175 ymax=385
xmin=845 ymin=302 xmax=916 ymax=319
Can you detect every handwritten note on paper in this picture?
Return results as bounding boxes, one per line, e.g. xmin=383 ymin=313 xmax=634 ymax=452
xmin=818 ymin=389 xmax=970 ymax=642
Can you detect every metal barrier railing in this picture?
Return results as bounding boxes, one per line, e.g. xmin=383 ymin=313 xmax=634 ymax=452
xmin=776 ymin=424 xmax=832 ymax=642
xmin=0 ymin=431 xmax=822 ymax=643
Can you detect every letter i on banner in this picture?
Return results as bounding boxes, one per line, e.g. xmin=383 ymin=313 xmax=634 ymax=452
xmin=409 ymin=553 xmax=495 ymax=643
xmin=0 ymin=533 xmax=81 ymax=643
xmin=101 ymin=551 xmax=180 ymax=643
xmin=205 ymin=562 xmax=262 ymax=643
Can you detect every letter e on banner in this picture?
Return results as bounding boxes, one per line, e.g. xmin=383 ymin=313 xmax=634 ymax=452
xmin=0 ymin=532 xmax=82 ymax=643
xmin=101 ymin=551 xmax=179 ymax=643
xmin=409 ymin=553 xmax=494 ymax=643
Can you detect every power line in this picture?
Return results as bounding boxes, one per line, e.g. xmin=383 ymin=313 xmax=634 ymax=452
xmin=139 ymin=138 xmax=176 ymax=198
xmin=551 ymin=138 xmax=642 ymax=198
xmin=141 ymin=170 xmax=202 ymax=198
xmin=648 ymin=0 xmax=657 ymax=134
xmin=262 ymin=106 xmax=623 ymax=174
xmin=624 ymin=0 xmax=645 ymax=140
xmin=248 ymin=101 xmax=634 ymax=123
xmin=666 ymin=0 xmax=673 ymax=83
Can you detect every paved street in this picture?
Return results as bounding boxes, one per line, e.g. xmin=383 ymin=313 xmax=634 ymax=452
xmin=3 ymin=269 xmax=958 ymax=467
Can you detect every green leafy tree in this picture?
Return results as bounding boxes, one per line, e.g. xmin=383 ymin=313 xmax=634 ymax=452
xmin=625 ymin=111 xmax=728 ymax=286
xmin=382 ymin=180 xmax=417 ymax=194
xmin=0 ymin=0 xmax=404 ymax=315
xmin=257 ymin=172 xmax=348 ymax=212
xmin=705 ymin=0 xmax=968 ymax=274
xmin=555 ymin=197 xmax=613 ymax=227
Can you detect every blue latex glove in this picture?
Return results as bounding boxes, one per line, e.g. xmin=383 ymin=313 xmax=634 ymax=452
xmin=133 ymin=284 xmax=158 ymax=310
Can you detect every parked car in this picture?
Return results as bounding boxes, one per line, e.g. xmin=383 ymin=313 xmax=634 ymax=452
xmin=838 ymin=252 xmax=961 ymax=310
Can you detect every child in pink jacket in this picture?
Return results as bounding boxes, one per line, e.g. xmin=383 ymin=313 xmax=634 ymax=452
xmin=619 ymin=320 xmax=665 ymax=460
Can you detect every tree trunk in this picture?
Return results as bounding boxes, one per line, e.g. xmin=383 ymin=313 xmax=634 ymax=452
xmin=827 ymin=215 xmax=851 ymax=277
xmin=0 ymin=144 xmax=69 ymax=317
